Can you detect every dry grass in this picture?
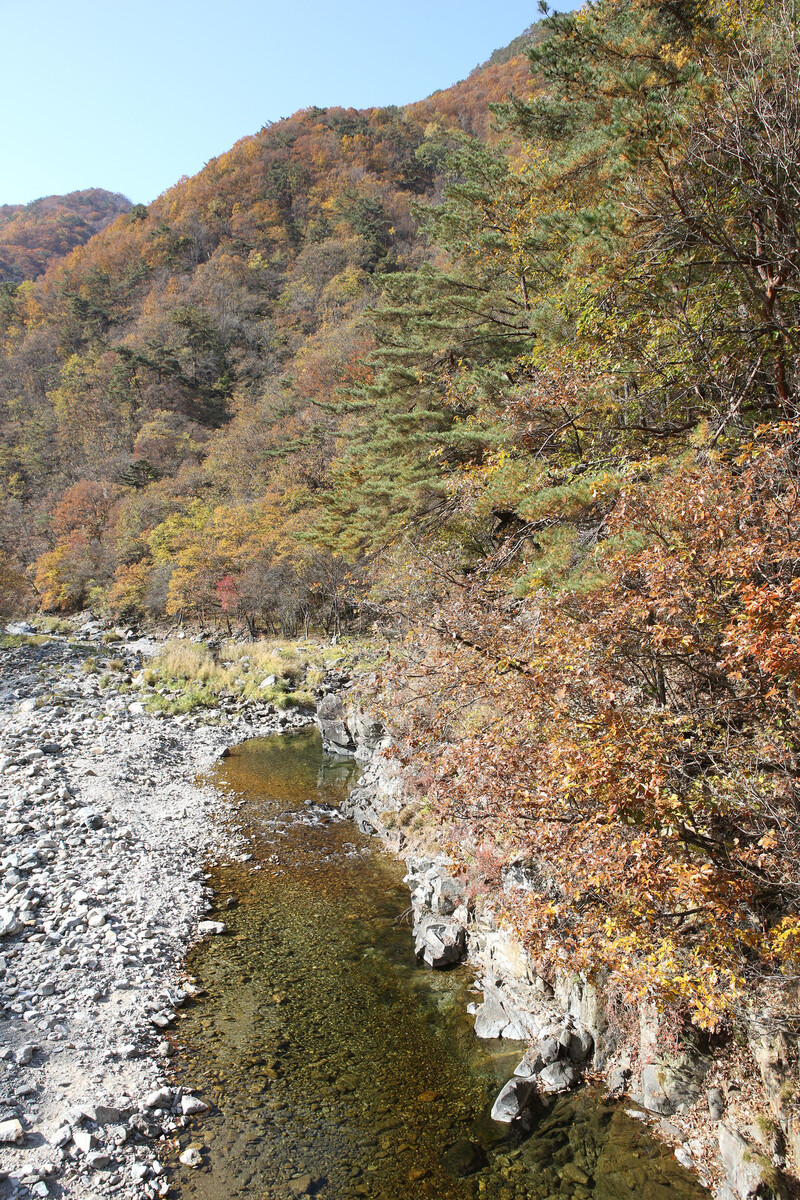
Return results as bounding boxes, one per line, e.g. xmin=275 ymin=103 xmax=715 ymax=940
xmin=144 ymin=635 xmax=370 ymax=715
xmin=39 ymin=616 xmax=73 ymax=635
xmin=148 ymin=637 xmax=312 ymax=713
xmin=305 ymin=666 xmax=326 ymax=689
xmin=223 ymin=640 xmax=304 ymax=680
xmin=158 ymin=641 xmax=217 ymax=682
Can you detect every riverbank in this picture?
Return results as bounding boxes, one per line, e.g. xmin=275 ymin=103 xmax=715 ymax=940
xmin=1 ymin=620 xmax=796 ymax=1200
xmin=0 ymin=627 xmax=315 ymax=1200
xmin=318 ymin=692 xmax=800 ymax=1200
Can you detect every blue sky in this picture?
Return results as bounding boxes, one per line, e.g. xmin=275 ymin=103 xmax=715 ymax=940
xmin=2 ymin=1 xmax=575 ymax=207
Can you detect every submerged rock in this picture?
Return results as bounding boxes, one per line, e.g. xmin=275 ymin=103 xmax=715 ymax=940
xmin=441 ymin=1139 xmax=489 ymax=1176
xmin=287 ymin=1174 xmax=325 ymax=1196
xmin=179 ymin=1146 xmax=203 ymax=1168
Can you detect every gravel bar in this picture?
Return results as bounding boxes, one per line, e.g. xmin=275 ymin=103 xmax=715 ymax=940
xmin=0 ymin=628 xmax=312 ymax=1200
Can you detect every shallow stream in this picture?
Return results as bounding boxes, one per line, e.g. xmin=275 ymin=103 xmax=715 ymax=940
xmin=169 ymin=729 xmax=708 ymax=1199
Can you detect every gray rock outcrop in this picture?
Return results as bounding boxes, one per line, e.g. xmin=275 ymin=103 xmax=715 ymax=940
xmin=413 ymin=912 xmax=466 ymax=968
xmin=748 ymin=1026 xmax=800 ymax=1167
xmin=316 ymin=694 xmax=356 ymax=754
xmin=718 ymin=1123 xmax=787 ymax=1199
xmin=328 ymin=687 xmax=787 ymax=1200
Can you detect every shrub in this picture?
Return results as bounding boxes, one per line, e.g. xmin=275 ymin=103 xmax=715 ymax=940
xmin=225 ymin=640 xmax=304 ymax=680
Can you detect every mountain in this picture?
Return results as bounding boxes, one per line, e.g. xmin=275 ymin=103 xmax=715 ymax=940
xmin=0 ymin=33 xmax=539 ymax=605
xmin=0 ymin=189 xmax=133 ymax=284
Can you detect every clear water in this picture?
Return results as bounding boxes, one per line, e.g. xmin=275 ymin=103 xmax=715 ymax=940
xmin=168 ymin=729 xmax=708 ymax=1200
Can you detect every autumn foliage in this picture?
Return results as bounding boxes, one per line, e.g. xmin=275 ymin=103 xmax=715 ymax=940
xmin=372 ymin=422 xmax=800 ymax=1028
xmin=0 ymin=189 xmax=132 ymax=284
xmin=1 ymin=5 xmax=800 ymax=1032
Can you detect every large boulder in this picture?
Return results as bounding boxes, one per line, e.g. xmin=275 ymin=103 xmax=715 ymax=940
xmin=473 ymin=996 xmax=511 ymax=1039
xmin=564 ymin=1024 xmax=594 ymax=1064
xmin=472 ymin=992 xmax=527 ymax=1040
xmin=316 ymin=695 xmax=385 ymax=760
xmin=431 ymin=874 xmax=464 ymax=916
xmin=316 ymin=694 xmax=355 ymax=754
xmin=413 ymin=913 xmax=466 ymax=968
xmin=490 ymin=1077 xmax=538 ymax=1122
xmin=346 ymin=706 xmax=385 ymax=760
xmin=538 ymin=1061 xmax=578 ymax=1093
xmin=514 ymin=1046 xmax=548 ymax=1078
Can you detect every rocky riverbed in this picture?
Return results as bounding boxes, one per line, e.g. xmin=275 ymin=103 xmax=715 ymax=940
xmin=1 ymin=626 xmax=795 ymax=1200
xmin=0 ymin=627 xmax=314 ymax=1200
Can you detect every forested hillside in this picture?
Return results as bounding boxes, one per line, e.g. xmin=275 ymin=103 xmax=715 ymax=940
xmin=2 ymin=0 xmax=800 ymax=1044
xmin=0 ymin=189 xmax=132 ymax=284
xmin=0 ymin=35 xmax=539 ymax=625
